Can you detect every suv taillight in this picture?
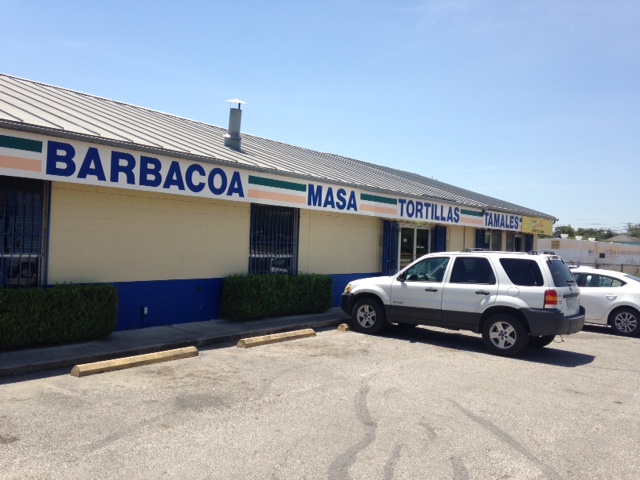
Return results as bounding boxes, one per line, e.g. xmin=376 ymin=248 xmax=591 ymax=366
xmin=544 ymin=289 xmax=558 ymax=308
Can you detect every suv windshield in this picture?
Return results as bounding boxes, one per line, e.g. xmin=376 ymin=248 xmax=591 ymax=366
xmin=547 ymin=258 xmax=576 ymax=287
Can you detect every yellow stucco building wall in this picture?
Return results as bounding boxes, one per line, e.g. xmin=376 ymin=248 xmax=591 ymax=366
xmin=47 ymin=183 xmax=251 ymax=283
xmin=299 ymin=210 xmax=382 ymax=274
xmin=48 ymin=182 xmax=493 ymax=285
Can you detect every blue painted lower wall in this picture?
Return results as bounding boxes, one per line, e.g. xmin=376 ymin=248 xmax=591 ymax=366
xmin=112 ymin=278 xmax=223 ymax=331
xmin=329 ymin=272 xmax=379 ymax=308
xmin=109 ymin=272 xmax=379 ymax=331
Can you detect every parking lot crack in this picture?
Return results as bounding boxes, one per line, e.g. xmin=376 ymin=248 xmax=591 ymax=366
xmin=450 ymin=455 xmax=470 ymax=480
xmin=383 ymin=443 xmax=403 ymax=480
xmin=327 ymin=375 xmax=377 ymax=480
xmin=419 ymin=420 xmax=437 ymax=440
xmin=451 ymin=400 xmax=562 ymax=480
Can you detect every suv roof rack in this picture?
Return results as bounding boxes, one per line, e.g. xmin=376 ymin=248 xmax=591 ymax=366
xmin=459 ymin=249 xmax=559 ymax=255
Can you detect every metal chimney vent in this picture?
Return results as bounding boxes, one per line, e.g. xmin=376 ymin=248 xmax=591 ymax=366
xmin=224 ymin=99 xmax=246 ymax=150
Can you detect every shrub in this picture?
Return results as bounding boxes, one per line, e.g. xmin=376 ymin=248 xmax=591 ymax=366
xmin=0 ymin=284 xmax=118 ymax=350
xmin=221 ymin=274 xmax=332 ymax=321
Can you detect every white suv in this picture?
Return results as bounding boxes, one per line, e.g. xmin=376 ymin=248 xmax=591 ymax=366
xmin=341 ymin=250 xmax=585 ymax=356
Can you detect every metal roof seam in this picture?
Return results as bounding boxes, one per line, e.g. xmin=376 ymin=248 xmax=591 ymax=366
xmin=2 ymin=80 xmax=125 ymax=139
xmin=0 ymin=95 xmax=68 ymax=132
xmin=31 ymin=83 xmax=184 ymax=150
xmin=0 ymin=108 xmax=24 ymax=122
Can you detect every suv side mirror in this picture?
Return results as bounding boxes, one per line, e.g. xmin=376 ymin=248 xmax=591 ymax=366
xmin=397 ymin=272 xmax=406 ymax=282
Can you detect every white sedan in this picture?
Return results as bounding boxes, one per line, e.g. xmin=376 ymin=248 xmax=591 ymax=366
xmin=571 ymin=267 xmax=640 ymax=336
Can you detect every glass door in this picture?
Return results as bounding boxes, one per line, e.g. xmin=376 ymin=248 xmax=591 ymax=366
xmin=399 ymin=227 xmax=430 ymax=269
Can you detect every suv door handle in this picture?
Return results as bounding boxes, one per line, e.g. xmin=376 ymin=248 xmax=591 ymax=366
xmin=475 ymin=290 xmax=490 ymax=295
xmin=425 ymin=287 xmax=438 ymax=292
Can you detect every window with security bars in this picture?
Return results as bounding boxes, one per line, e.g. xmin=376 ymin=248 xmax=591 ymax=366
xmin=0 ymin=176 xmax=47 ymax=288
xmin=506 ymin=232 xmax=515 ymax=251
xmin=506 ymin=232 xmax=525 ymax=252
xmin=491 ymin=230 xmax=502 ymax=250
xmin=249 ymin=204 xmax=299 ymax=275
xmin=482 ymin=230 xmax=504 ymax=251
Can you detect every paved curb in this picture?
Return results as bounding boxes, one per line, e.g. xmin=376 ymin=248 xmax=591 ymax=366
xmin=237 ymin=329 xmax=316 ymax=348
xmin=70 ymin=346 xmax=199 ymax=377
xmin=0 ymin=316 xmax=346 ymax=378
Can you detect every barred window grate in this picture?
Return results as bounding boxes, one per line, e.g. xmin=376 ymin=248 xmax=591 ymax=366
xmin=0 ymin=176 xmax=47 ymax=288
xmin=249 ymin=204 xmax=299 ymax=275
xmin=491 ymin=230 xmax=503 ymax=251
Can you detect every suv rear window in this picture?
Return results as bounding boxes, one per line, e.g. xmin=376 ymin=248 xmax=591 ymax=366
xmin=547 ymin=258 xmax=577 ymax=287
xmin=499 ymin=259 xmax=543 ymax=286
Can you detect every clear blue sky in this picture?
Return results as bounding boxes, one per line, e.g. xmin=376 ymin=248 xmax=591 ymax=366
xmin=2 ymin=1 xmax=638 ymax=232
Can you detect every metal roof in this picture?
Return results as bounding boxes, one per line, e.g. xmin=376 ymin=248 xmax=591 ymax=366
xmin=0 ymin=74 xmax=555 ymax=220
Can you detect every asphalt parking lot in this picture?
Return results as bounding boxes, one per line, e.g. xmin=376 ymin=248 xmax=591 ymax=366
xmin=1 ymin=325 xmax=639 ymax=480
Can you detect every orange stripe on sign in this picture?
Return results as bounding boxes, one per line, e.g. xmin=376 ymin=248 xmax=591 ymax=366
xmin=248 ymin=189 xmax=307 ymax=204
xmin=0 ymin=155 xmax=42 ymax=172
xmin=360 ymin=204 xmax=398 ymax=215
xmin=462 ymin=217 xmax=485 ymax=226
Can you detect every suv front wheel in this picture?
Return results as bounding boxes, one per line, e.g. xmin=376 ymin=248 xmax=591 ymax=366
xmin=482 ymin=313 xmax=528 ymax=356
xmin=350 ymin=298 xmax=387 ymax=334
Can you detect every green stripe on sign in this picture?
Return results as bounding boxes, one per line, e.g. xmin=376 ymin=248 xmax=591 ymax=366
xmin=249 ymin=176 xmax=307 ymax=192
xmin=360 ymin=193 xmax=397 ymax=205
xmin=461 ymin=209 xmax=483 ymax=217
xmin=0 ymin=135 xmax=43 ymax=153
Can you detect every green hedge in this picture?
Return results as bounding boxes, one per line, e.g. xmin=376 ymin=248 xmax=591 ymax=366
xmin=0 ymin=284 xmax=119 ymax=350
xmin=221 ymin=274 xmax=332 ymax=321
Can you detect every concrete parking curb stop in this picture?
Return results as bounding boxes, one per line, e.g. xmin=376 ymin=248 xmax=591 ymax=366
xmin=237 ymin=328 xmax=316 ymax=348
xmin=70 ymin=346 xmax=199 ymax=377
xmin=0 ymin=307 xmax=350 ymax=378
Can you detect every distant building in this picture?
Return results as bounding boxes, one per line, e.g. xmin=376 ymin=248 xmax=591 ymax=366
xmin=604 ymin=234 xmax=640 ymax=246
xmin=538 ymin=237 xmax=640 ymax=275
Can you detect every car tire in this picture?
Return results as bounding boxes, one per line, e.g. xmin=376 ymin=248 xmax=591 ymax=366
xmin=609 ymin=308 xmax=640 ymax=337
xmin=350 ymin=298 xmax=387 ymax=334
xmin=528 ymin=335 xmax=555 ymax=348
xmin=482 ymin=314 xmax=528 ymax=356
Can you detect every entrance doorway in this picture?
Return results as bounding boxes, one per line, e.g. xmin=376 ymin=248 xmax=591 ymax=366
xmin=399 ymin=227 xmax=430 ymax=269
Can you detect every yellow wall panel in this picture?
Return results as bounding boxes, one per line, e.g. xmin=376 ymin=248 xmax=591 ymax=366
xmin=447 ymin=226 xmax=464 ymax=252
xmin=446 ymin=225 xmax=478 ymax=252
xmin=300 ymin=211 xmax=381 ymax=274
xmin=48 ymin=183 xmax=250 ymax=283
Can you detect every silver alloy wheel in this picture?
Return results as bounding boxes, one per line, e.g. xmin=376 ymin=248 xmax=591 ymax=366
xmin=613 ymin=311 xmax=638 ymax=334
xmin=488 ymin=320 xmax=517 ymax=350
xmin=356 ymin=304 xmax=377 ymax=329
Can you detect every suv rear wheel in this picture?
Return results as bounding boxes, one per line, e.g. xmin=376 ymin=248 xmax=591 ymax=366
xmin=482 ymin=313 xmax=528 ymax=356
xmin=350 ymin=298 xmax=387 ymax=334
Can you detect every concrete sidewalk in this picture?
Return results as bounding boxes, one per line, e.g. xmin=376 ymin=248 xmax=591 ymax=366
xmin=0 ymin=307 xmax=350 ymax=378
